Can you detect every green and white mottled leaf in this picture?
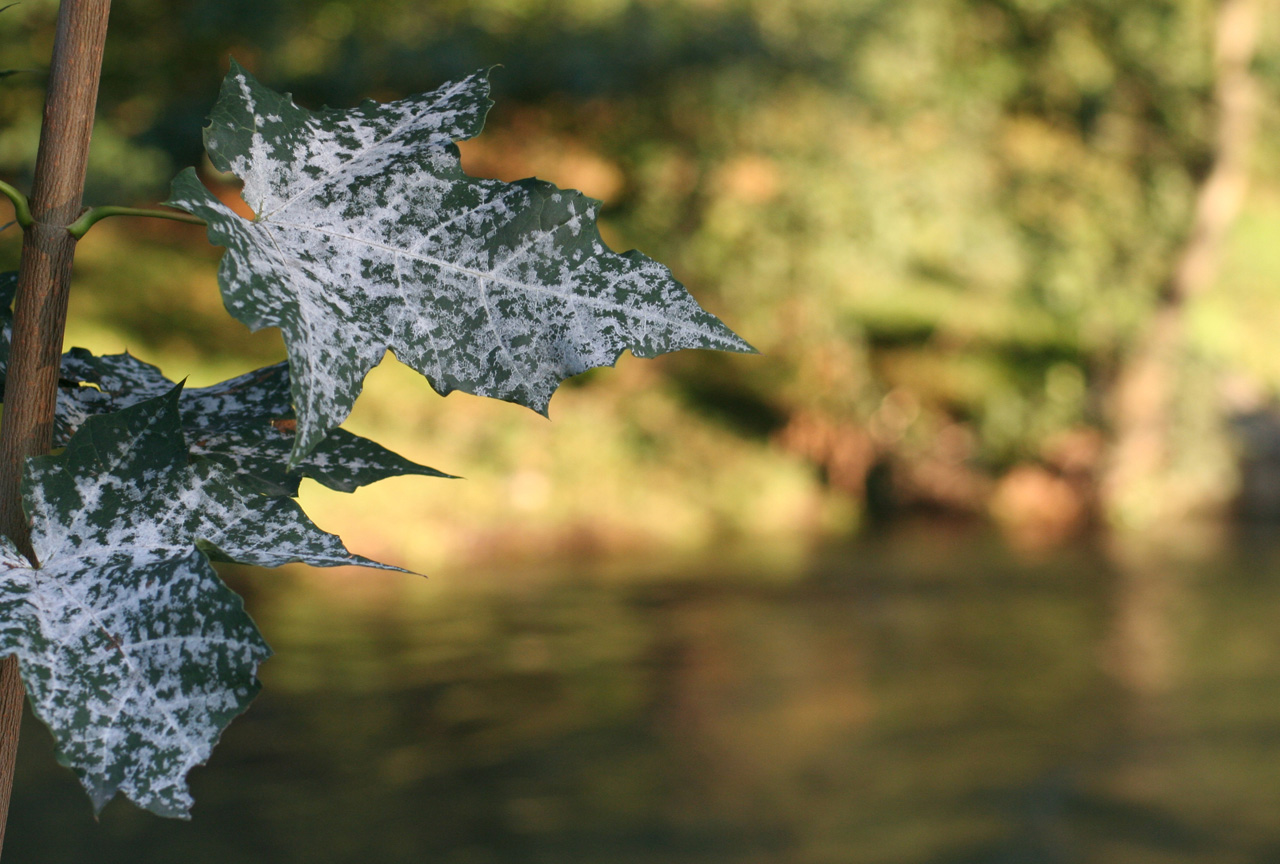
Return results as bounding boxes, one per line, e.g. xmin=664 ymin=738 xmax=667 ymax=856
xmin=0 ymin=387 xmax=392 ymax=817
xmin=0 ymin=277 xmax=451 ymax=495
xmin=53 ymin=350 xmax=453 ymax=496
xmin=166 ymin=62 xmax=754 ymax=464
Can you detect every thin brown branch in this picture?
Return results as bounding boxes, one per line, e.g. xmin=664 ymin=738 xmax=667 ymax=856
xmin=0 ymin=0 xmax=113 ymax=855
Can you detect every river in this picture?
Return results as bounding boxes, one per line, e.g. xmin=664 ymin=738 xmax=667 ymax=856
xmin=9 ymin=521 xmax=1280 ymax=863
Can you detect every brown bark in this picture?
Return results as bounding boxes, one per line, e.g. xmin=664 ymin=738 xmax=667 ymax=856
xmin=1103 ymin=0 xmax=1262 ymax=524
xmin=0 ymin=0 xmax=113 ymax=855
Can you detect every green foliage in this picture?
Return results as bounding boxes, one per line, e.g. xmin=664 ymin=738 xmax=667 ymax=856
xmin=5 ymin=0 xmax=1272 ymax=485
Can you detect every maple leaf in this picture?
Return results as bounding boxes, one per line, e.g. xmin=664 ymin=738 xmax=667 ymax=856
xmin=0 ymin=387 xmax=394 ymax=817
xmin=166 ymin=62 xmax=754 ymax=465
xmin=55 ymin=351 xmax=453 ymax=496
xmin=0 ymin=275 xmax=451 ymax=496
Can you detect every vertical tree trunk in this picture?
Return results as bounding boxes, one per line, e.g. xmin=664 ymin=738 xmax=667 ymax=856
xmin=0 ymin=0 xmax=112 ymax=855
xmin=1103 ymin=0 xmax=1262 ymax=525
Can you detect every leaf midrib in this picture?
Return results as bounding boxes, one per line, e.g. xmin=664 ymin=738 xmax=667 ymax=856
xmin=263 ymin=219 xmax=719 ymax=341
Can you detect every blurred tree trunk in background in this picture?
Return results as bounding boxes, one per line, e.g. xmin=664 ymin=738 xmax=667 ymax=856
xmin=1104 ymin=0 xmax=1263 ymax=527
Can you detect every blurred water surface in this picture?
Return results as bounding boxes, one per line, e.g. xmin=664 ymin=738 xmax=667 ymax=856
xmin=9 ymin=523 xmax=1280 ymax=864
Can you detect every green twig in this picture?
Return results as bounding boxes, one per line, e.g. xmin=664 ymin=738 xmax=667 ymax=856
xmin=67 ymin=205 xmax=205 ymax=239
xmin=0 ymin=181 xmax=32 ymax=230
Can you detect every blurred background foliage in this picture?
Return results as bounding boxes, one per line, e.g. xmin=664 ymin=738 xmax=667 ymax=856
xmin=2 ymin=0 xmax=1280 ymax=566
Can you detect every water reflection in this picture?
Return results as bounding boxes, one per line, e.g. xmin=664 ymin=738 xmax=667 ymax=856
xmin=9 ymin=524 xmax=1280 ymax=863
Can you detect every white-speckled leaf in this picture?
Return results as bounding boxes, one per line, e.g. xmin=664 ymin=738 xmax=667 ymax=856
xmin=52 ymin=351 xmax=452 ymax=496
xmin=0 ymin=387 xmax=394 ymax=817
xmin=165 ymin=62 xmax=754 ymax=464
xmin=0 ymin=280 xmax=451 ymax=496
